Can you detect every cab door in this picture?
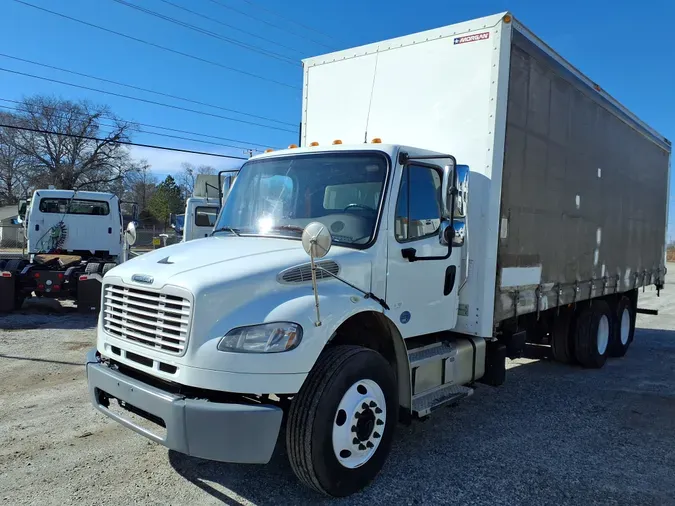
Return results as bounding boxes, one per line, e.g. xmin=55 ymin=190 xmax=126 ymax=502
xmin=385 ymin=157 xmax=461 ymax=338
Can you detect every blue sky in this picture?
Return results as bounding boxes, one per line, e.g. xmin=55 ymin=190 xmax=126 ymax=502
xmin=1 ymin=0 xmax=674 ymax=236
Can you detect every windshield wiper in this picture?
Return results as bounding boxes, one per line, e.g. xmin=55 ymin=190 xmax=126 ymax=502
xmin=268 ymin=224 xmax=304 ymax=234
xmin=212 ymin=226 xmax=241 ymax=236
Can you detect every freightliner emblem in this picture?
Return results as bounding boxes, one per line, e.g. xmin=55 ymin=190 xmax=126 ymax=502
xmin=132 ymin=274 xmax=154 ymax=284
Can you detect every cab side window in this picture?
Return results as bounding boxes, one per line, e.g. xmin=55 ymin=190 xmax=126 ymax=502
xmin=195 ymin=207 xmax=218 ymax=227
xmin=395 ymin=165 xmax=442 ymax=242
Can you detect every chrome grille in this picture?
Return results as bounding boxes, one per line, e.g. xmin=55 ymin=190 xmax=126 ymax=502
xmin=278 ymin=260 xmax=339 ymax=284
xmin=103 ymin=284 xmax=191 ymax=355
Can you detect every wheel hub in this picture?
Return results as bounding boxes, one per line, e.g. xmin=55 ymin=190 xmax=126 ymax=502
xmin=355 ymin=407 xmax=375 ymax=441
xmin=332 ymin=379 xmax=386 ymax=469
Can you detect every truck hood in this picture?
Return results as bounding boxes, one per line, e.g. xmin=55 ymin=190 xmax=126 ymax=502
xmin=108 ymin=236 xmax=365 ymax=294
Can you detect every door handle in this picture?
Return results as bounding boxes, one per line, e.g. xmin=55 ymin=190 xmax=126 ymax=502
xmin=444 ymin=265 xmax=457 ymax=296
xmin=401 ymin=248 xmax=416 ymax=262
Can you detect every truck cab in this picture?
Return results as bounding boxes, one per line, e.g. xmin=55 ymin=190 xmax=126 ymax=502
xmin=175 ymin=172 xmax=238 ymax=242
xmin=25 ymin=189 xmax=123 ymax=259
xmin=86 ymin=142 xmax=477 ymax=494
xmin=181 ymin=197 xmax=219 ymax=241
xmin=1 ymin=189 xmax=135 ymax=312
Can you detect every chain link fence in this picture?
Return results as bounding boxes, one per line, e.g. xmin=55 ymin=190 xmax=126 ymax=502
xmin=0 ymin=224 xmax=27 ymax=257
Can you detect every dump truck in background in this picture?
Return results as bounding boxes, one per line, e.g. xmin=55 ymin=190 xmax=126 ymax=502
xmin=86 ymin=12 xmax=670 ymax=497
xmin=0 ymin=189 xmax=137 ymax=312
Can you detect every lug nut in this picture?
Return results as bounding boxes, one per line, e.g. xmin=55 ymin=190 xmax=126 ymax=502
xmin=376 ymin=419 xmax=384 ymax=426
xmin=375 ymin=407 xmax=383 ymax=414
xmin=366 ymin=441 xmax=374 ymax=449
xmin=358 ymin=444 xmax=366 ymax=451
xmin=369 ymin=401 xmax=376 ymax=408
xmin=373 ymin=432 xmax=381 ymax=439
xmin=351 ymin=425 xmax=357 ymax=432
xmin=362 ymin=403 xmax=368 ymax=410
xmin=353 ymin=438 xmax=360 ymax=445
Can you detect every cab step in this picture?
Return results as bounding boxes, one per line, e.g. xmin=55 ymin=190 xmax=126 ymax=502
xmin=408 ymin=342 xmax=455 ymax=367
xmin=412 ymin=384 xmax=473 ymax=417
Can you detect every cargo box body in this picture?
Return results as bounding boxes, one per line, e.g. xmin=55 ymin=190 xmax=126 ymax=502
xmin=302 ymin=13 xmax=671 ymax=338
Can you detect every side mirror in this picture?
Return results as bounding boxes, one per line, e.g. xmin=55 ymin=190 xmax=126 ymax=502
xmin=451 ymin=165 xmax=469 ymax=247
xmin=17 ymin=199 xmax=28 ymax=224
xmin=440 ymin=159 xmax=456 ymax=218
xmin=302 ymin=222 xmax=332 ymax=258
xmin=125 ymin=221 xmax=137 ymax=247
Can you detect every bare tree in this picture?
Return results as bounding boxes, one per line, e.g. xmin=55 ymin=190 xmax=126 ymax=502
xmin=0 ymin=112 xmax=31 ymax=204
xmin=124 ymin=159 xmax=157 ymax=214
xmin=178 ymin=162 xmax=215 ymax=198
xmin=7 ymin=96 xmax=136 ymax=192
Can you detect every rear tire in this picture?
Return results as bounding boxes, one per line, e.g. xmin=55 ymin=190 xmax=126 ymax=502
xmin=550 ymin=310 xmax=575 ymax=364
xmin=609 ymin=296 xmax=635 ymax=357
xmin=574 ymin=301 xmax=611 ymax=369
xmin=286 ymin=345 xmax=397 ymax=497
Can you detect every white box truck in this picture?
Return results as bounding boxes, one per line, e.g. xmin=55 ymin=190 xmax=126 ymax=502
xmin=86 ymin=12 xmax=671 ymax=497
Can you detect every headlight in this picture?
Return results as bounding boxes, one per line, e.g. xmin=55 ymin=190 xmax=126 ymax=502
xmin=217 ymin=322 xmax=303 ymax=353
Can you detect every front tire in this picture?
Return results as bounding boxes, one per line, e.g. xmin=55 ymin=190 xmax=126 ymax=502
xmin=286 ymin=345 xmax=397 ymax=497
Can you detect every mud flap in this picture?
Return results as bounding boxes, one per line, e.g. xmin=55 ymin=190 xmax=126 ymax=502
xmin=77 ymin=274 xmax=103 ymax=313
xmin=0 ymin=272 xmax=17 ymax=312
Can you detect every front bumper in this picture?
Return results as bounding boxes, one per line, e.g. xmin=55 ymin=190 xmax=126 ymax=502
xmin=85 ymin=349 xmax=283 ymax=464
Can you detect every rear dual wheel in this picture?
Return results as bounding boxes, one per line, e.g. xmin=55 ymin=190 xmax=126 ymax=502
xmin=551 ymin=295 xmax=636 ymax=367
xmin=608 ymin=296 xmax=635 ymax=357
xmin=574 ymin=301 xmax=611 ymax=369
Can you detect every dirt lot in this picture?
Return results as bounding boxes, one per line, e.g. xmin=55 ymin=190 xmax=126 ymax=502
xmin=1 ymin=278 xmax=675 ymax=506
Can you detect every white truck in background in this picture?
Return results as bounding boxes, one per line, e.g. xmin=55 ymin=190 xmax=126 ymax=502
xmin=0 ymin=189 xmax=137 ymax=312
xmin=86 ymin=13 xmax=670 ymax=497
xmin=171 ymin=172 xmax=238 ymax=242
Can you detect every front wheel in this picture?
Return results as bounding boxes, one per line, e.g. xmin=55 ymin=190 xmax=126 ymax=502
xmin=286 ymin=345 xmax=397 ymax=497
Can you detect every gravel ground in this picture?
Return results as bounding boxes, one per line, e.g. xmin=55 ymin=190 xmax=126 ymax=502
xmin=1 ymin=277 xmax=674 ymax=505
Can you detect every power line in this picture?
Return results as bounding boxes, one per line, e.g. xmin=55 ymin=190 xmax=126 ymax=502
xmin=0 ymin=53 xmax=295 ymax=127
xmin=0 ymin=66 xmax=298 ymax=133
xmin=237 ymin=0 xmax=343 ymax=45
xmin=0 ymin=97 xmax=275 ymax=149
xmin=0 ymin=123 xmax=250 ymax=160
xmin=110 ymin=0 xmax=299 ymax=66
xmin=207 ymin=0 xmax=337 ymax=51
xmin=157 ymin=0 xmax=305 ymax=56
xmin=12 ymin=0 xmax=300 ymax=90
xmin=0 ymin=103 xmax=265 ymax=152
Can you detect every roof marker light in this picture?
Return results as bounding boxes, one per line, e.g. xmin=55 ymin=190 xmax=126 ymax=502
xmin=265 ymin=148 xmax=274 ymax=153
xmin=332 ymin=139 xmax=343 ymax=145
xmin=371 ymin=138 xmax=382 ymax=144
xmin=288 ymin=144 xmax=298 ymax=149
xmin=503 ymin=14 xmax=512 ymax=23
xmin=310 ymin=142 xmax=319 ymax=147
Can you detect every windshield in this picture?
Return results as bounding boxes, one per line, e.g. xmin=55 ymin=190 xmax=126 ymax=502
xmin=214 ymin=152 xmax=388 ymax=247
